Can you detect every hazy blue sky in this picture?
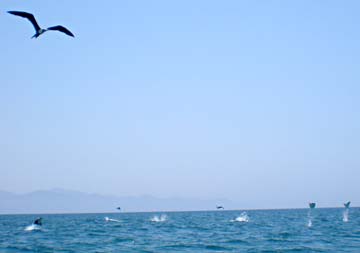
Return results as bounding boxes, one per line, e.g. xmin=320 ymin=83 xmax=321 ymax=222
xmin=1 ymin=0 xmax=359 ymax=208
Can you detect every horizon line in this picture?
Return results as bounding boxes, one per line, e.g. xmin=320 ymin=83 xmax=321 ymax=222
xmin=1 ymin=206 xmax=358 ymax=216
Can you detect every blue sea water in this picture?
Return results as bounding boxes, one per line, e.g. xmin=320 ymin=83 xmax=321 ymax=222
xmin=0 ymin=208 xmax=359 ymax=252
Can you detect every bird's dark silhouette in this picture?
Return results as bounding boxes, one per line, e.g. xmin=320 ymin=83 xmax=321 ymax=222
xmin=8 ymin=11 xmax=74 ymax=38
xmin=216 ymin=206 xmax=224 ymax=210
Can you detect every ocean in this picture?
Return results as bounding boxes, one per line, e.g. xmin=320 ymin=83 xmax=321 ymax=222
xmin=0 ymin=208 xmax=359 ymax=252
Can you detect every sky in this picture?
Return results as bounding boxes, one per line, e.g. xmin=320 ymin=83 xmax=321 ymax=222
xmin=1 ymin=0 xmax=359 ymax=209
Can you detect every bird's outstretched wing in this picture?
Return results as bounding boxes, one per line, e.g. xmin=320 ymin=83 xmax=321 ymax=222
xmin=8 ymin=11 xmax=41 ymax=32
xmin=47 ymin=25 xmax=74 ymax=37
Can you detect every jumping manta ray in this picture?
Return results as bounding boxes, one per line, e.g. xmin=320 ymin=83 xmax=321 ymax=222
xmin=33 ymin=217 xmax=42 ymax=226
xmin=8 ymin=11 xmax=74 ymax=38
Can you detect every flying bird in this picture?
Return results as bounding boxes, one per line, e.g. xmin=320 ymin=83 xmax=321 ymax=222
xmin=8 ymin=11 xmax=74 ymax=38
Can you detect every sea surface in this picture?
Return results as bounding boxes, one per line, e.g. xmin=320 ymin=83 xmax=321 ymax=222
xmin=0 ymin=208 xmax=359 ymax=252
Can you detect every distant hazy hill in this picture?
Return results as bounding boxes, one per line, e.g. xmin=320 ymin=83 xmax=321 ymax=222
xmin=0 ymin=189 xmax=233 ymax=214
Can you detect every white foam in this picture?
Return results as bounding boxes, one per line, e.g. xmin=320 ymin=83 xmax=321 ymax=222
xmin=231 ymin=212 xmax=249 ymax=222
xmin=104 ymin=217 xmax=121 ymax=223
xmin=150 ymin=214 xmax=167 ymax=222
xmin=24 ymin=224 xmax=41 ymax=231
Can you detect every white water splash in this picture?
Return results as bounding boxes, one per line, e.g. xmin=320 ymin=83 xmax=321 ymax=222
xmin=231 ymin=212 xmax=249 ymax=222
xmin=104 ymin=217 xmax=121 ymax=223
xmin=307 ymin=209 xmax=313 ymax=228
xmin=24 ymin=224 xmax=41 ymax=231
xmin=307 ymin=219 xmax=312 ymax=227
xmin=150 ymin=214 xmax=167 ymax=222
xmin=343 ymin=209 xmax=349 ymax=222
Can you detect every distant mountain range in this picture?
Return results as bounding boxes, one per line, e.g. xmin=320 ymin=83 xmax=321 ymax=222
xmin=0 ymin=189 xmax=233 ymax=214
